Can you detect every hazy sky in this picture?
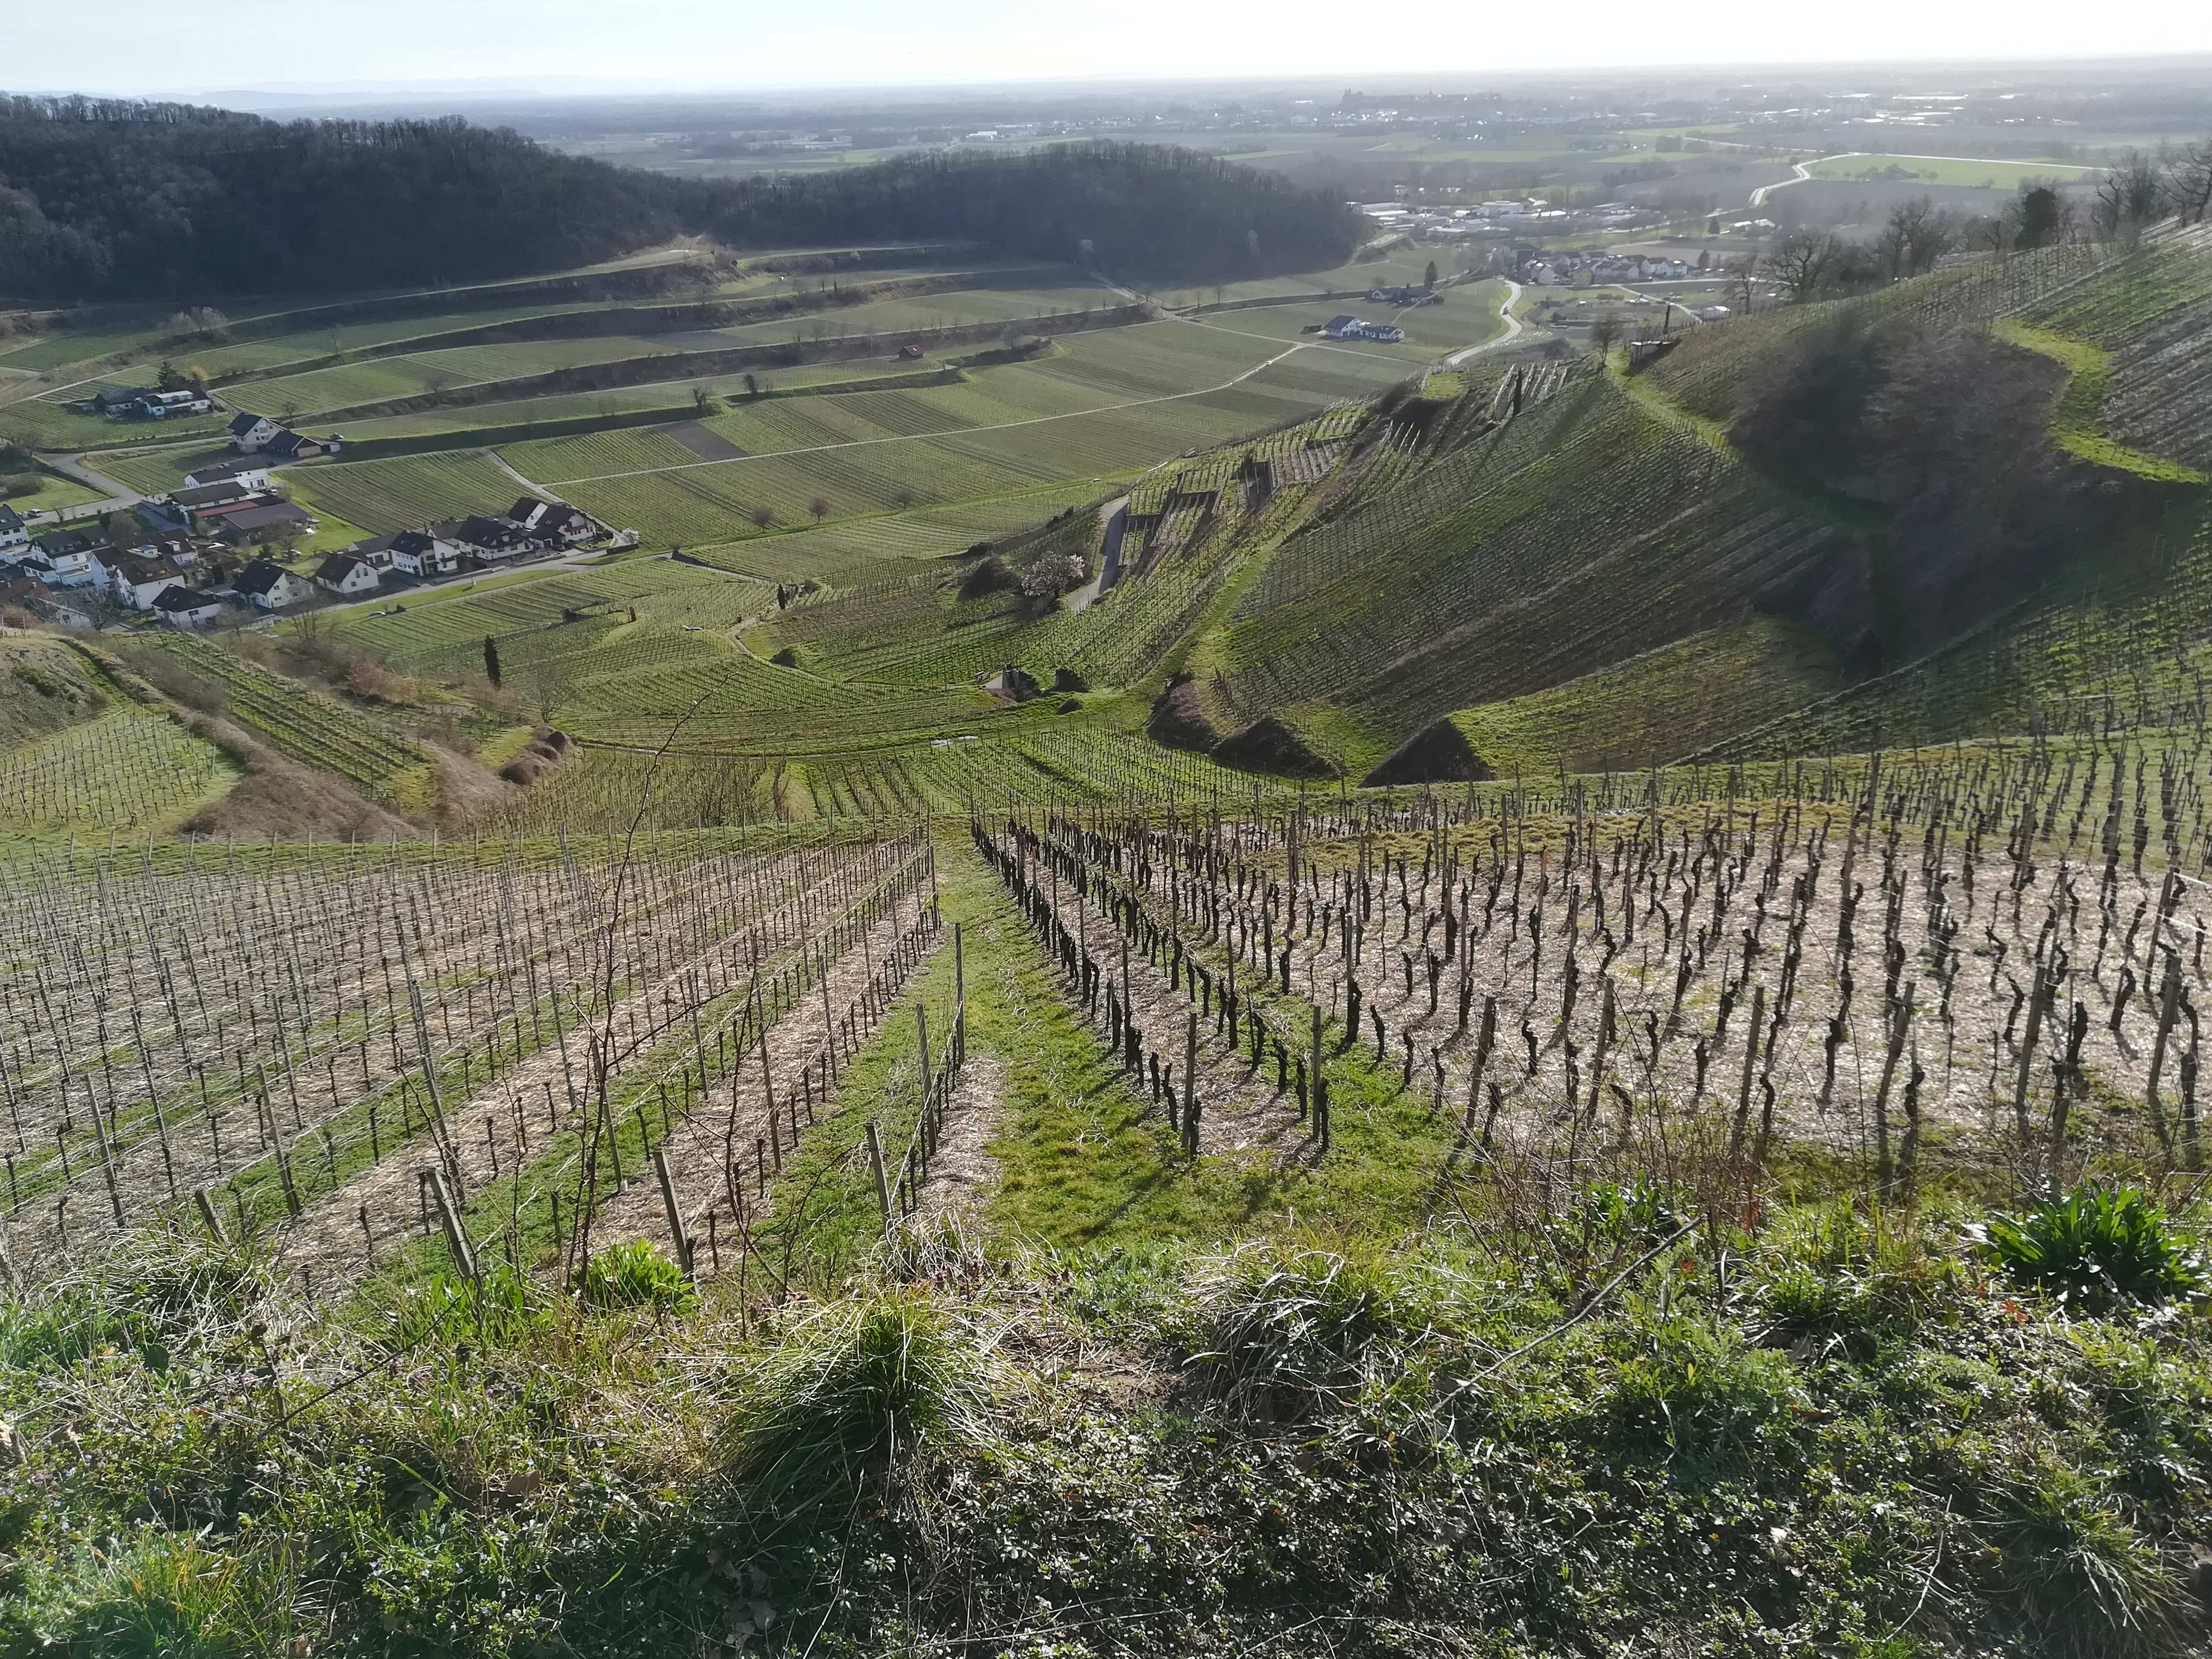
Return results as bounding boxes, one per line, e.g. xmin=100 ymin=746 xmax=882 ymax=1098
xmin=7 ymin=0 xmax=2209 ymax=95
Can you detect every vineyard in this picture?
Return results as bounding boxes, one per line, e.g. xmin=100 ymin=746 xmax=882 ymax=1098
xmin=284 ymin=450 xmax=530 ymax=535
xmin=140 ymin=635 xmax=440 ymax=811
xmin=1217 ymin=366 xmax=1845 ymax=748
xmin=13 ymin=210 xmax=2212 ymax=1659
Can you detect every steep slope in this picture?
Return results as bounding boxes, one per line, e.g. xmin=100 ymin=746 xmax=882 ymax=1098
xmin=1196 ymin=224 xmax=2212 ymax=779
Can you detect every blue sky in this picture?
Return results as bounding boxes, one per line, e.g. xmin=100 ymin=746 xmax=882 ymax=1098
xmin=6 ymin=0 xmax=2209 ymax=95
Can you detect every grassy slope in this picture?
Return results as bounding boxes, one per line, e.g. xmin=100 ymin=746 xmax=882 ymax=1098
xmin=1430 ymin=618 xmax=1842 ymax=778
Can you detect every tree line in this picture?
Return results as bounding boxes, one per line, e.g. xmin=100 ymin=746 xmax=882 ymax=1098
xmin=0 ymin=98 xmax=1356 ymax=302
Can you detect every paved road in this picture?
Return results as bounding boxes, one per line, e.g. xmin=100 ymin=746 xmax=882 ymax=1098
xmin=15 ymin=451 xmax=143 ymax=526
xmin=1062 ymin=494 xmax=1130 ymax=615
xmin=1747 ymin=151 xmax=2092 ymax=208
xmin=1442 ymin=282 xmax=1527 ymax=366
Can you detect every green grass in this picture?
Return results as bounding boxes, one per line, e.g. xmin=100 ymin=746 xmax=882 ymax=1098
xmin=1421 ymin=619 xmax=1844 ymax=779
xmin=0 ymin=462 xmax=104 ymax=516
xmin=1803 ymin=153 xmax=2097 ymax=187
xmin=1993 ymin=320 xmax=2211 ymax=485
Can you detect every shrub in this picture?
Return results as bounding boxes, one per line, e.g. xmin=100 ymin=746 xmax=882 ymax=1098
xmin=1975 ymin=1187 xmax=2206 ymax=1312
xmin=573 ymin=1239 xmax=694 ymax=1313
xmin=726 ymin=1293 xmax=991 ymax=1503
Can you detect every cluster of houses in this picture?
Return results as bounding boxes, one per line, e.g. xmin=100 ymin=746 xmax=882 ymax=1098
xmin=1358 ymin=196 xmax=1665 ymax=241
xmin=141 ymin=459 xmax=317 ymax=547
xmin=0 ymin=466 xmax=608 ymax=631
xmin=81 ymin=385 xmax=216 ymax=422
xmin=1517 ymin=249 xmax=1701 ymax=286
xmin=307 ymin=497 xmax=608 ymax=601
xmin=1320 ymin=315 xmax=1408 ymax=344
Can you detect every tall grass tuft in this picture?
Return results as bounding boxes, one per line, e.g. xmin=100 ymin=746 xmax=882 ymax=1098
xmin=31 ymin=1531 xmax=302 ymax=1658
xmin=724 ymin=1291 xmax=993 ymax=1507
xmin=1993 ymin=1460 xmax=2174 ymax=1657
xmin=1182 ymin=1242 xmax=1406 ymax=1424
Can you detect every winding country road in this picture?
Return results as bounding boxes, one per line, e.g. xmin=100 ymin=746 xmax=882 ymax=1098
xmin=1443 ymin=280 xmax=1527 ymax=365
xmin=1749 ymin=151 xmax=2094 ymax=208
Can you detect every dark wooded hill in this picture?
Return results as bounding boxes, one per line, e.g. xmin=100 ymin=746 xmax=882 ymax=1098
xmin=0 ymin=96 xmax=1356 ymax=300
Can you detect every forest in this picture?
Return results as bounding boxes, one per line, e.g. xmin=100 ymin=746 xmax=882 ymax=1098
xmin=0 ymin=97 xmax=1356 ymax=299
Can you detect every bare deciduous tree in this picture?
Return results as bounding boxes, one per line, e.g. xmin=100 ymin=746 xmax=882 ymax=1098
xmin=1767 ymin=230 xmax=1844 ymax=304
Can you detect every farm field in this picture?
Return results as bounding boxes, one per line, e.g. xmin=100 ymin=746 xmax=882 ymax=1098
xmin=222 ymin=335 xmax=704 ymax=417
xmin=281 ymin=450 xmax=532 ymax=535
xmin=1802 ymin=152 xmax=2098 ymax=186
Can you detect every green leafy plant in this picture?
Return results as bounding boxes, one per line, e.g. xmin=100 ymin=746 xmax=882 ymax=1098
xmin=1975 ymin=1187 xmax=2206 ymax=1311
xmin=573 ymin=1239 xmax=695 ymax=1313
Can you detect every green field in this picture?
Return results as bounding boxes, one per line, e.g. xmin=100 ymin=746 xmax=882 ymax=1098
xmin=0 ymin=463 xmax=104 ymax=516
xmin=1803 ymin=152 xmax=2098 ymax=187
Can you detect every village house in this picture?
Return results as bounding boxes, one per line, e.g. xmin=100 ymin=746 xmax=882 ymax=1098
xmin=1321 ymin=315 xmax=1406 ymax=343
xmin=183 ymin=459 xmax=274 ymax=491
xmin=262 ymin=429 xmax=335 ymax=462
xmin=108 ymin=551 xmax=191 ymax=611
xmin=217 ymin=502 xmax=317 ymax=545
xmin=89 ymin=386 xmax=154 ymax=415
xmin=28 ymin=530 xmax=109 ymax=589
xmin=148 ymin=479 xmax=259 ymax=533
xmin=0 ymin=506 xmax=26 ymax=551
xmin=389 ymin=528 xmax=463 ymax=578
xmin=312 ymin=552 xmax=382 ymax=598
xmin=152 ymin=586 xmax=226 ymax=628
xmin=454 ymin=513 xmax=533 ymax=561
xmin=508 ymin=497 xmax=598 ymax=547
xmin=0 ymin=573 xmax=92 ymax=629
xmin=227 ymin=412 xmax=282 ymax=452
xmin=233 ymin=558 xmax=313 ymax=611
xmin=338 ymin=533 xmax=401 ymax=573
xmin=136 ymin=389 xmax=213 ymax=420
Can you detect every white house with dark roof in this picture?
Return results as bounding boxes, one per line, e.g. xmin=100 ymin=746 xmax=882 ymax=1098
xmin=109 ymin=552 xmax=191 ymax=610
xmin=454 ymin=513 xmax=532 ymax=560
xmin=0 ymin=506 xmax=26 ymax=551
xmin=29 ymin=531 xmax=109 ymax=589
xmin=153 ymin=586 xmax=225 ymax=628
xmin=137 ymin=389 xmax=212 ymax=420
xmin=389 ymin=528 xmax=463 ymax=578
xmin=509 ymin=496 xmax=598 ymax=547
xmin=183 ymin=459 xmax=274 ymax=491
xmin=234 ymin=558 xmax=312 ymax=611
xmin=313 ymin=552 xmax=381 ymax=597
xmin=339 ymin=533 xmax=400 ymax=571
xmin=228 ymin=412 xmax=281 ymax=452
